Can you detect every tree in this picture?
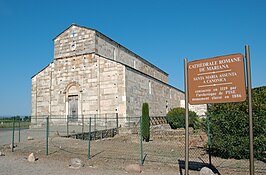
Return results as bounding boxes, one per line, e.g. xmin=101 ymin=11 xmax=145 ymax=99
xmin=208 ymin=86 xmax=266 ymax=161
xmin=24 ymin=116 xmax=31 ymax=122
xmin=166 ymin=107 xmax=200 ymax=129
xmin=142 ymin=103 xmax=150 ymax=142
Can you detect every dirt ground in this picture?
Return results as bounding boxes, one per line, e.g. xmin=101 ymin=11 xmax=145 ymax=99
xmin=1 ymin=130 xmax=266 ymax=175
xmin=1 ymin=135 xmax=182 ymax=175
xmin=0 ymin=153 xmax=130 ymax=175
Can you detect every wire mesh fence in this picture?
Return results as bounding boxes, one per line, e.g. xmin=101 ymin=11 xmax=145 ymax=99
xmin=202 ymin=112 xmax=266 ymax=174
xmin=0 ymin=116 xmax=32 ymax=147
xmin=0 ymin=114 xmax=266 ymax=174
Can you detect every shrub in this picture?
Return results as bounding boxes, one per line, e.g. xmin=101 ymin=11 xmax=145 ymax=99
xmin=142 ymin=103 xmax=150 ymax=142
xmin=208 ymin=86 xmax=266 ymax=162
xmin=166 ymin=107 xmax=200 ymax=129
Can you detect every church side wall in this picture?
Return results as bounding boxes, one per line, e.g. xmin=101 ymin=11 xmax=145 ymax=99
xmin=31 ymin=77 xmax=36 ymax=117
xmin=95 ymin=33 xmax=168 ymax=84
xmin=31 ymin=65 xmax=52 ymax=118
xmin=125 ymin=67 xmax=184 ymax=123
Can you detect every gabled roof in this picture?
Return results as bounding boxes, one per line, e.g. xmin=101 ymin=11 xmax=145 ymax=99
xmin=53 ymin=23 xmax=96 ymax=41
xmin=31 ymin=62 xmax=52 ymax=79
xmin=53 ymin=24 xmax=168 ymax=76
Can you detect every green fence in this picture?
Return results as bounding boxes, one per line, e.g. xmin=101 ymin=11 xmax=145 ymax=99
xmin=202 ymin=112 xmax=266 ymax=175
xmin=0 ymin=114 xmax=265 ymax=174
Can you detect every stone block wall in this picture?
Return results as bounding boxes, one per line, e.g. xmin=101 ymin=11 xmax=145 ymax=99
xmin=32 ymin=64 xmax=52 ymax=117
xmin=53 ymin=24 xmax=168 ymax=84
xmin=96 ymin=54 xmax=126 ymax=117
xmin=95 ymin=32 xmax=168 ymax=83
xmin=125 ymin=66 xmax=184 ymax=122
xmin=180 ymin=100 xmax=207 ymax=117
xmin=54 ymin=25 xmax=96 ymax=59
xmin=32 ymin=53 xmax=126 ymax=122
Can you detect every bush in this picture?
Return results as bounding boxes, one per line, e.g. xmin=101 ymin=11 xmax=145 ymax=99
xmin=208 ymin=86 xmax=266 ymax=162
xmin=24 ymin=116 xmax=31 ymax=122
xmin=142 ymin=103 xmax=150 ymax=142
xmin=166 ymin=107 xmax=200 ymax=129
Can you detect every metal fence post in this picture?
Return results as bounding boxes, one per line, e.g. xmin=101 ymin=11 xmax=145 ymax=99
xmin=35 ymin=115 xmax=37 ymax=126
xmin=67 ymin=115 xmax=69 ymax=136
xmin=46 ymin=116 xmax=49 ymax=156
xmin=18 ymin=119 xmax=21 ymax=143
xmin=105 ymin=114 xmax=107 ymax=130
xmin=116 ymin=113 xmax=118 ymax=129
xmin=82 ymin=114 xmax=84 ymax=140
xmin=88 ymin=117 xmax=91 ymax=160
xmin=11 ymin=117 xmax=15 ymax=152
xmin=94 ymin=114 xmax=96 ymax=131
xmin=207 ymin=115 xmax=211 ymax=165
xmin=139 ymin=116 xmax=143 ymax=165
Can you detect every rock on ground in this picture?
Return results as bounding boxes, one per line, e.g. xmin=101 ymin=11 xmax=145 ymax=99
xmin=9 ymin=144 xmax=17 ymax=149
xmin=125 ymin=164 xmax=142 ymax=173
xmin=27 ymin=136 xmax=34 ymax=140
xmin=28 ymin=153 xmax=36 ymax=162
xmin=200 ymin=167 xmax=215 ymax=175
xmin=69 ymin=158 xmax=84 ymax=169
xmin=0 ymin=151 xmax=5 ymax=156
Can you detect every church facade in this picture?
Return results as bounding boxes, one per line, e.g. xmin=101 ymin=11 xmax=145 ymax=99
xmin=31 ymin=24 xmax=203 ymax=126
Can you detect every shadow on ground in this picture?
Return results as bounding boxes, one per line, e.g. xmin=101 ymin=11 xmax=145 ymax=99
xmin=178 ymin=159 xmax=221 ymax=175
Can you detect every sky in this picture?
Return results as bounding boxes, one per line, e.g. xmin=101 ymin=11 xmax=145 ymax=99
xmin=0 ymin=0 xmax=265 ymax=116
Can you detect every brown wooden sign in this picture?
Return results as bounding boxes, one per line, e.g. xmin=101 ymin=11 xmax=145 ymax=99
xmin=188 ymin=53 xmax=246 ymax=105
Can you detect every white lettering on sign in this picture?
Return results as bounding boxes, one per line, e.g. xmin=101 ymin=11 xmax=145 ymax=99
xmin=188 ymin=54 xmax=246 ymax=104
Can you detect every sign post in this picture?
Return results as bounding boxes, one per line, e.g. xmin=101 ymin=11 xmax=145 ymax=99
xmin=245 ymin=45 xmax=254 ymax=175
xmin=184 ymin=58 xmax=189 ymax=175
xmin=185 ymin=50 xmax=253 ymax=174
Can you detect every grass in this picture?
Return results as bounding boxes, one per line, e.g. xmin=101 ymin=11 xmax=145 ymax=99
xmin=0 ymin=119 xmax=30 ymax=128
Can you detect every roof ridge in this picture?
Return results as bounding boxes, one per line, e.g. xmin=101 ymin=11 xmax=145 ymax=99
xmin=53 ymin=24 xmax=168 ymax=76
xmin=53 ymin=24 xmax=96 ymax=40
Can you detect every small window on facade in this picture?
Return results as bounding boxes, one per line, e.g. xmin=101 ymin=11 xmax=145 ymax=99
xmin=133 ymin=60 xmax=136 ymax=69
xmin=149 ymin=81 xmax=152 ymax=94
xmin=113 ymin=48 xmax=116 ymax=60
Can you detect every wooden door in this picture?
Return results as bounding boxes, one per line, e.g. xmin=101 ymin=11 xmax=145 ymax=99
xmin=68 ymin=95 xmax=78 ymax=122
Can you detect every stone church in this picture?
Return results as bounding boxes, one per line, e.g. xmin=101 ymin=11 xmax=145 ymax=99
xmin=31 ymin=24 xmax=205 ymax=126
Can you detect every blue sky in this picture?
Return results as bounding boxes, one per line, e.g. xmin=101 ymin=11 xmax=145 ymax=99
xmin=0 ymin=0 xmax=265 ymax=116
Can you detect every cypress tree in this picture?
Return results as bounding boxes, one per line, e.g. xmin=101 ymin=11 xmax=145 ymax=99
xmin=142 ymin=103 xmax=150 ymax=142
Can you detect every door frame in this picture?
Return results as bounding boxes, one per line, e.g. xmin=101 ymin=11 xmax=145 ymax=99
xmin=64 ymin=82 xmax=83 ymax=122
xmin=68 ymin=95 xmax=79 ymax=122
